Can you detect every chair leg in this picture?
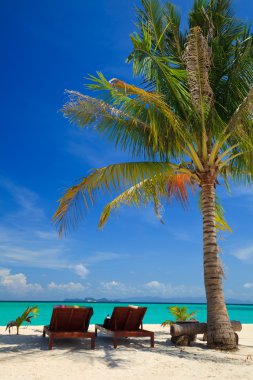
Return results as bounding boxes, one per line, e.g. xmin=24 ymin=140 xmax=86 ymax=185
xmin=113 ymin=337 xmax=118 ymax=349
xmin=95 ymin=327 xmax=97 ymax=337
xmin=49 ymin=336 xmax=53 ymax=350
xmin=91 ymin=337 xmax=95 ymax=350
xmin=42 ymin=329 xmax=45 ymax=338
xmin=150 ymin=333 xmax=154 ymax=348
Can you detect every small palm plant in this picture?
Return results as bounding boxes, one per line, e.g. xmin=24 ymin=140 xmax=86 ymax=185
xmin=6 ymin=306 xmax=39 ymax=335
xmin=161 ymin=306 xmax=197 ymax=327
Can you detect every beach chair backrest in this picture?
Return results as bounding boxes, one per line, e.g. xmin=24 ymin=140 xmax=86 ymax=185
xmin=109 ymin=307 xmax=130 ymax=330
xmin=123 ymin=306 xmax=147 ymax=330
xmin=49 ymin=306 xmax=93 ymax=332
xmin=109 ymin=306 xmax=147 ymax=331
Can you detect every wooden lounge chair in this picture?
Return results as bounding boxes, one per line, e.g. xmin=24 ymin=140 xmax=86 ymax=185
xmin=43 ymin=306 xmax=95 ymax=350
xmin=95 ymin=305 xmax=154 ymax=348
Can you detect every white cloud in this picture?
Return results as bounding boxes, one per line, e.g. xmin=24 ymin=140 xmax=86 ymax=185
xmin=101 ymin=280 xmax=121 ymax=290
xmin=0 ymin=237 xmax=90 ymax=277
xmin=145 ymin=281 xmax=163 ymax=290
xmin=0 ymin=268 xmax=42 ymax=293
xmin=145 ymin=280 xmax=204 ymax=297
xmin=48 ymin=281 xmax=86 ymax=292
xmin=72 ymin=264 xmax=89 ymax=278
xmin=0 ymin=267 xmax=88 ymax=299
xmin=98 ymin=280 xmax=205 ymax=299
xmin=0 ymin=179 xmax=72 ymax=272
xmin=100 ymin=280 xmax=136 ymax=296
xmin=232 ymin=245 xmax=253 ymax=261
xmin=243 ymin=283 xmax=253 ymax=289
xmin=0 ymin=245 xmax=68 ymax=269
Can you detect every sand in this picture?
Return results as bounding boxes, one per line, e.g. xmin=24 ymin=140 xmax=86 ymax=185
xmin=0 ymin=324 xmax=253 ymax=380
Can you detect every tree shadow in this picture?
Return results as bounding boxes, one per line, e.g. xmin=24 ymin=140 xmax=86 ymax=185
xmin=152 ymin=336 xmax=253 ymax=365
xmin=0 ymin=330 xmax=252 ymax=368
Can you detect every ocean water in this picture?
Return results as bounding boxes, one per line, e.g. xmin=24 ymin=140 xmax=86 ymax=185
xmin=0 ymin=302 xmax=253 ymax=326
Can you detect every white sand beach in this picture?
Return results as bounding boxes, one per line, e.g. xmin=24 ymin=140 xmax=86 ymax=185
xmin=0 ymin=324 xmax=253 ymax=380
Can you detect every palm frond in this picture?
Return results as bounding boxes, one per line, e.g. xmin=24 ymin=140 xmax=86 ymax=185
xmin=226 ymin=86 xmax=253 ymax=135
xmin=62 ymin=90 xmax=161 ymax=158
xmin=220 ymin=151 xmax=253 ymax=185
xmin=128 ymin=3 xmax=191 ymax=119
xmin=99 ymin=171 xmax=196 ymax=228
xmin=163 ymin=2 xmax=185 ymax=60
xmin=216 ymin=34 xmax=253 ymax=121
xmin=53 ymin=162 xmax=177 ymax=235
xmin=63 ymin=73 xmax=190 ymax=159
xmin=214 ymin=195 xmax=232 ymax=232
xmin=91 ymin=74 xmax=184 ymax=135
xmin=136 ymin=0 xmax=165 ymax=53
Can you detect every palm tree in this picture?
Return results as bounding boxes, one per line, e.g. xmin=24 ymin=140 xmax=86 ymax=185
xmin=53 ymin=0 xmax=253 ymax=349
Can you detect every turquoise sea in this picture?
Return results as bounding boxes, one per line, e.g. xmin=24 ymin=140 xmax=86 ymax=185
xmin=1 ymin=302 xmax=253 ymax=326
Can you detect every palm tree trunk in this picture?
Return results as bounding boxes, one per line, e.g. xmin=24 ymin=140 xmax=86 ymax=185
xmin=201 ymin=178 xmax=237 ymax=349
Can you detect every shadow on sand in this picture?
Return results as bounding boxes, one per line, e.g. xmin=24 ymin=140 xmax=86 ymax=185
xmin=0 ymin=330 xmax=252 ymax=368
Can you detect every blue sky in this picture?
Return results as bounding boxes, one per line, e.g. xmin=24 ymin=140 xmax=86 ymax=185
xmin=1 ymin=0 xmax=253 ymax=301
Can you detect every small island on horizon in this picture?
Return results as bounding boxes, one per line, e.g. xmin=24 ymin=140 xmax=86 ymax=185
xmin=63 ymin=296 xmax=253 ymax=305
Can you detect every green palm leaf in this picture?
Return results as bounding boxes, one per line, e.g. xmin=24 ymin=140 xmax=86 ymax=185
xmin=99 ymin=171 xmax=196 ymax=228
xmin=53 ymin=162 xmax=178 ymax=235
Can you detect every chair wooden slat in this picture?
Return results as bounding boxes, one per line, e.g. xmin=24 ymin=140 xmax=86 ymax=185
xmin=43 ymin=306 xmax=95 ymax=350
xmin=95 ymin=306 xmax=154 ymax=349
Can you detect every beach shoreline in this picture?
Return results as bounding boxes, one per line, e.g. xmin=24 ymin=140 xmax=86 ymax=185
xmin=1 ymin=324 xmax=253 ymax=379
